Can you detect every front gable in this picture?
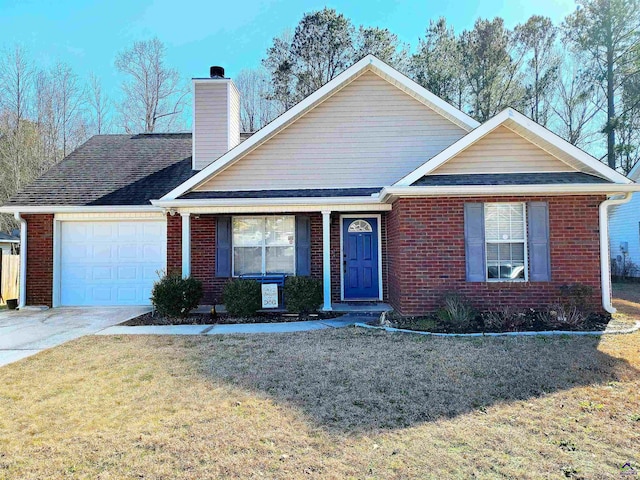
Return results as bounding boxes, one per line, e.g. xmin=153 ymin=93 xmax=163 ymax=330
xmin=195 ymin=70 xmax=468 ymax=191
xmin=431 ymin=125 xmax=575 ymax=175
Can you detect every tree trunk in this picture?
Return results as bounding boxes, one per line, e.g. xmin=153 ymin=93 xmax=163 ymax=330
xmin=606 ymin=20 xmax=616 ymax=169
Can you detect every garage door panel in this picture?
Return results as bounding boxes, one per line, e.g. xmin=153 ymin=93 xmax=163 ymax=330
xmin=60 ymin=220 xmax=166 ymax=306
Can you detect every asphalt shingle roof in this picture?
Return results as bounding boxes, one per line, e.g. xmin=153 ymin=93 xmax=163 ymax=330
xmin=180 ymin=187 xmax=382 ymax=200
xmin=5 ymin=133 xmax=195 ymax=206
xmin=411 ymin=172 xmax=612 ymax=186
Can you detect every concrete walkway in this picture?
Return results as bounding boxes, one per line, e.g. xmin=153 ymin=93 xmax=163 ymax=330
xmin=96 ymin=314 xmax=372 ymax=336
xmin=0 ymin=307 xmax=150 ymax=367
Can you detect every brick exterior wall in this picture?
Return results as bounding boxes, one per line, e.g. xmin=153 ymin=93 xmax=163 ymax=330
xmin=166 ymin=213 xmax=182 ymax=275
xmin=168 ymin=212 xmax=388 ymax=305
xmin=387 ymin=195 xmax=605 ymax=315
xmin=24 ymin=214 xmax=54 ymax=306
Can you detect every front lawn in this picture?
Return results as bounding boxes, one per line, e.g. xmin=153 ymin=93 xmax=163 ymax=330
xmin=0 ymin=324 xmax=638 ymax=478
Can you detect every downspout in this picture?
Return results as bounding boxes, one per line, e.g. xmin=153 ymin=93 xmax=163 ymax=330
xmin=14 ymin=212 xmax=27 ymax=309
xmin=599 ymin=193 xmax=632 ymax=314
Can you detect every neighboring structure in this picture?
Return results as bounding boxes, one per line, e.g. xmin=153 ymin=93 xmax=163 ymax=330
xmin=609 ymin=162 xmax=640 ymax=277
xmin=0 ymin=232 xmax=19 ymax=255
xmin=1 ymin=55 xmax=638 ymax=314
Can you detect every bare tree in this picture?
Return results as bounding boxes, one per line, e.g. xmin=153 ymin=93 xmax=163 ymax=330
xmin=115 ymin=37 xmax=188 ymax=133
xmin=235 ymin=68 xmax=276 ymax=132
xmin=51 ymin=62 xmax=86 ymax=156
xmin=551 ymin=57 xmax=604 ymax=149
xmin=87 ymin=72 xmax=110 ymax=134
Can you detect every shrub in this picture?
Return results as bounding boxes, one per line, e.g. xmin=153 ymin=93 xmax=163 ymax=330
xmin=436 ymin=293 xmax=475 ymax=331
xmin=151 ymin=272 xmax=203 ymax=318
xmin=223 ymin=279 xmax=262 ymax=317
xmin=481 ymin=306 xmax=532 ymax=332
xmin=536 ymin=304 xmax=587 ymax=331
xmin=284 ymin=276 xmax=323 ymax=313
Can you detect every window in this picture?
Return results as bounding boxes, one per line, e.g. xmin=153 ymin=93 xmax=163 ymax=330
xmin=348 ymin=219 xmax=372 ymax=233
xmin=232 ymin=216 xmax=295 ymax=276
xmin=484 ymin=203 xmax=527 ymax=281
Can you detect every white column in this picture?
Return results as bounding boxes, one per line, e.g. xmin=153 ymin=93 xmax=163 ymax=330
xmin=181 ymin=212 xmax=190 ymax=277
xmin=322 ymin=210 xmax=332 ymax=311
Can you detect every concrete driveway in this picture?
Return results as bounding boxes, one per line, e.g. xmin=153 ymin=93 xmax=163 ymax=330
xmin=0 ymin=307 xmax=149 ymax=367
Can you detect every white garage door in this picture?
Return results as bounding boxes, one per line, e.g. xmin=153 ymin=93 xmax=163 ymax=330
xmin=59 ymin=220 xmax=166 ymax=306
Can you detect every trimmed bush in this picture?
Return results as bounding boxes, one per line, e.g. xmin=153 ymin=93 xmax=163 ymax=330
xmin=223 ymin=279 xmax=262 ymax=317
xmin=284 ymin=276 xmax=323 ymax=313
xmin=151 ymin=272 xmax=203 ymax=318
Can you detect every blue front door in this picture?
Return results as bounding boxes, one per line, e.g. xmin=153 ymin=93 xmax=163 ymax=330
xmin=343 ymin=217 xmax=379 ymax=300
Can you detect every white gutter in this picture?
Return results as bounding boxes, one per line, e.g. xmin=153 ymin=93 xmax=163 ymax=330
xmin=0 ymin=205 xmax=162 ymax=214
xmin=380 ymin=183 xmax=640 ymax=201
xmin=14 ymin=212 xmax=27 ymax=309
xmin=599 ymin=193 xmax=633 ymax=314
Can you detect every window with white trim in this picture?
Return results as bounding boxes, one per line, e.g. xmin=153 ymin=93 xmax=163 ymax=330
xmin=232 ymin=216 xmax=295 ymax=276
xmin=484 ymin=203 xmax=527 ymax=281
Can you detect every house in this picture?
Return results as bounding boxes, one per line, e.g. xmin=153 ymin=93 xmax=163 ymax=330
xmin=609 ymin=162 xmax=640 ymax=277
xmin=0 ymin=55 xmax=637 ymax=314
xmin=0 ymin=232 xmax=19 ymax=256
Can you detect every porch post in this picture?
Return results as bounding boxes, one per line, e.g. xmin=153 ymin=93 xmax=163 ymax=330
xmin=321 ymin=210 xmax=332 ymax=311
xmin=181 ymin=212 xmax=190 ymax=277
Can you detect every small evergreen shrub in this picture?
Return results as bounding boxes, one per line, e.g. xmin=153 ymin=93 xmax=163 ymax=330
xmin=436 ymin=293 xmax=475 ymax=331
xmin=284 ymin=276 xmax=323 ymax=313
xmin=223 ymin=279 xmax=262 ymax=317
xmin=151 ymin=272 xmax=203 ymax=318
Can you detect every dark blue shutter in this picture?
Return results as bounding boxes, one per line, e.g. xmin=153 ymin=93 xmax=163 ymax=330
xmin=527 ymin=202 xmax=551 ymax=281
xmin=215 ymin=216 xmax=232 ymax=277
xmin=464 ymin=203 xmax=486 ymax=282
xmin=295 ymin=216 xmax=311 ymax=276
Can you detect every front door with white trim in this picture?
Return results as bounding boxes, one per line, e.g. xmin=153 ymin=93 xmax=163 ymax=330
xmin=342 ymin=217 xmax=380 ymax=300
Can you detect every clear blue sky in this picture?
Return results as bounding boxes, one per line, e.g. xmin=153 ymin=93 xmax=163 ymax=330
xmin=0 ymin=0 xmax=577 ymax=107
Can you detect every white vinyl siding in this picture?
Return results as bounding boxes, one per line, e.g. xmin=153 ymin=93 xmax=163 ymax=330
xmin=228 ymin=84 xmax=241 ymax=150
xmin=609 ymin=195 xmax=640 ymax=277
xmin=196 ymin=71 xmax=468 ymax=190
xmin=193 ymin=81 xmax=241 ymax=171
xmin=485 ymin=203 xmax=528 ymax=281
xmin=432 ymin=126 xmax=576 ymax=175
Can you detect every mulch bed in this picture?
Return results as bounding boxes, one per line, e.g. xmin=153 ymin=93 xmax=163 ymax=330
xmin=380 ymin=311 xmax=611 ymax=334
xmin=122 ymin=310 xmax=344 ymax=326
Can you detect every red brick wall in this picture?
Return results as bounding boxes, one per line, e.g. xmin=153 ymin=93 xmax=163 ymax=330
xmin=181 ymin=212 xmax=388 ymax=305
xmin=166 ymin=214 xmax=182 ymax=275
xmin=24 ymin=214 xmax=54 ymax=306
xmin=387 ymin=196 xmax=604 ymax=315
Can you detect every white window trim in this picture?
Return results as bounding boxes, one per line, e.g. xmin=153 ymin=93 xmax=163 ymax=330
xmin=231 ymin=215 xmax=296 ymax=277
xmin=484 ymin=202 xmax=529 ymax=283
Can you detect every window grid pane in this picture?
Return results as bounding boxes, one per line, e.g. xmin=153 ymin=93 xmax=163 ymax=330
xmin=232 ymin=216 xmax=295 ymax=276
xmin=484 ymin=203 xmax=526 ymax=281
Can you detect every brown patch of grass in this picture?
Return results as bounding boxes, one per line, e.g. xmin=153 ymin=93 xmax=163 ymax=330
xmin=0 ymin=329 xmax=639 ymax=478
xmin=614 ymin=282 xmax=640 ymax=317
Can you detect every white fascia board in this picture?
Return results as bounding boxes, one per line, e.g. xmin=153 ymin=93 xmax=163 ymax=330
xmin=162 ymin=55 xmax=480 ymax=201
xmin=0 ymin=205 xmax=163 ymax=214
xmin=395 ymin=108 xmax=632 ymax=186
xmin=381 ymin=183 xmax=640 ymax=201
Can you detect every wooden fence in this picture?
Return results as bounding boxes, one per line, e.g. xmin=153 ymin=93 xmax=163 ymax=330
xmin=1 ymin=254 xmax=20 ymax=305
